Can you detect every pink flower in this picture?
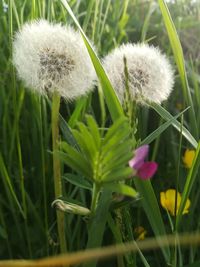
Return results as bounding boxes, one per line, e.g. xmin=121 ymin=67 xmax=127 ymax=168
xmin=129 ymin=145 xmax=158 ymax=180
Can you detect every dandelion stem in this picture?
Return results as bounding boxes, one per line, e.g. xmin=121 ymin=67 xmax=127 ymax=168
xmin=52 ymin=92 xmax=67 ymax=254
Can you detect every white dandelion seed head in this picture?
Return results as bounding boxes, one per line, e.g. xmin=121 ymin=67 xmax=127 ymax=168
xmin=13 ymin=19 xmax=96 ymax=100
xmin=103 ymin=43 xmax=174 ymax=104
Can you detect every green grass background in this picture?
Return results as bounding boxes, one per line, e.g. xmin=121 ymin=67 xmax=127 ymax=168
xmin=0 ymin=0 xmax=200 ymax=266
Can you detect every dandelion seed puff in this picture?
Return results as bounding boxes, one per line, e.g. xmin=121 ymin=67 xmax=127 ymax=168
xmin=13 ymin=19 xmax=96 ymax=100
xmin=103 ymin=43 xmax=174 ymax=104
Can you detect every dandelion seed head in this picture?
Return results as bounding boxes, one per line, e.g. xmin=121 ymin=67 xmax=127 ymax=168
xmin=103 ymin=43 xmax=174 ymax=104
xmin=13 ymin=19 xmax=96 ymax=99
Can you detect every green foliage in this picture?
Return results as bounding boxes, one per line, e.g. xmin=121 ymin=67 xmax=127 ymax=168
xmin=59 ymin=115 xmax=135 ymax=185
xmin=151 ymin=103 xmax=198 ymax=148
xmin=61 ymin=0 xmax=125 ymax=122
xmin=1 ymin=0 xmax=200 ymax=266
xmin=158 ymin=0 xmax=198 ymax=138
xmin=176 ymin=141 xmax=200 ymax=228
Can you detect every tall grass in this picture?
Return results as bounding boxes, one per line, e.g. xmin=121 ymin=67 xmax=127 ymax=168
xmin=0 ymin=0 xmax=200 ymax=266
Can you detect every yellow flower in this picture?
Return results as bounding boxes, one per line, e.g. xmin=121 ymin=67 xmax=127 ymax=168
xmin=183 ymin=149 xmax=195 ymax=169
xmin=134 ymin=226 xmax=147 ymax=241
xmin=160 ymin=189 xmax=190 ymax=216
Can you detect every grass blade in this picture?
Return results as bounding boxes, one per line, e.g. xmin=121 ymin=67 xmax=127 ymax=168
xmin=141 ymin=107 xmax=190 ymax=145
xmin=84 ymin=189 xmax=112 ymax=267
xmin=0 ymin=154 xmax=25 ymax=218
xmin=158 ymin=0 xmax=198 ymax=138
xmin=151 ymin=103 xmax=198 ymax=148
xmin=176 ymin=141 xmax=200 ymax=229
xmin=134 ymin=179 xmax=170 ymax=262
xmin=60 ymin=0 xmax=124 ymax=122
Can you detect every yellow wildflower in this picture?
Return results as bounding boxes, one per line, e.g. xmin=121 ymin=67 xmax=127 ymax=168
xmin=160 ymin=189 xmax=190 ymax=216
xmin=134 ymin=226 xmax=147 ymax=241
xmin=183 ymin=149 xmax=195 ymax=169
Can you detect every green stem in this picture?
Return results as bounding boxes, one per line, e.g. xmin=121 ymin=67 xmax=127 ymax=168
xmin=85 ymin=189 xmax=112 ymax=267
xmin=90 ymin=183 xmax=101 ymax=215
xmin=121 ymin=208 xmax=137 ymax=267
xmin=31 ymin=0 xmax=36 ymax=19
xmin=39 ymin=97 xmax=49 ymax=254
xmin=172 ymin=115 xmax=184 ymax=267
xmin=52 ymin=92 xmax=67 ymax=254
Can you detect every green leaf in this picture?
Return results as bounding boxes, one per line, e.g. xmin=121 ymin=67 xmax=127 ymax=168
xmin=102 ymin=130 xmax=131 ymax=157
xmin=0 ymin=154 xmax=25 ymax=218
xmin=151 ymin=103 xmax=198 ymax=148
xmin=183 ymin=262 xmax=200 ymax=267
xmin=158 ymin=0 xmax=198 ymax=138
xmin=86 ymin=115 xmax=101 ymax=149
xmin=102 ymin=127 xmax=132 ymax=158
xmin=84 ymin=189 xmax=112 ymax=267
xmin=72 ymin=130 xmax=96 ymax=163
xmin=102 ymin=140 xmax=133 ymax=165
xmin=63 ymin=173 xmax=92 ymax=190
xmin=105 ymin=183 xmax=137 ymax=198
xmin=60 ymin=0 xmax=124 ymax=122
xmin=102 ymin=167 xmax=133 ymax=182
xmin=176 ymin=141 xmax=200 ymax=229
xmin=68 ymin=97 xmax=88 ymax=128
xmin=77 ymin=122 xmax=97 ymax=153
xmin=0 ymin=225 xmax=7 ymax=239
xmin=141 ymin=107 xmax=190 ymax=145
xmin=59 ymin=115 xmax=80 ymax=151
xmin=134 ymin=179 xmax=170 ymax=262
xmin=102 ymin=151 xmax=133 ymax=174
xmin=57 ymin=149 xmax=92 ymax=179
xmin=61 ymin=114 xmax=134 ymax=184
xmin=103 ymin=116 xmax=129 ymax=144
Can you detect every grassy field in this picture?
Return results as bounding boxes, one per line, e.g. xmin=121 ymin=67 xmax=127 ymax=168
xmin=0 ymin=0 xmax=200 ymax=266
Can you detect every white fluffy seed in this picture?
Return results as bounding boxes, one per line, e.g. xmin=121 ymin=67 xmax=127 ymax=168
xmin=13 ymin=19 xmax=96 ymax=100
xmin=103 ymin=43 xmax=174 ymax=104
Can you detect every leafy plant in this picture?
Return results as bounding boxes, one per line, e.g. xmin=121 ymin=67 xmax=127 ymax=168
xmin=58 ymin=115 xmax=137 ymax=206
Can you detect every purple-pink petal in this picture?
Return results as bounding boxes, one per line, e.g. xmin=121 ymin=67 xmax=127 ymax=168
xmin=137 ymin=161 xmax=158 ymax=180
xmin=129 ymin=145 xmax=149 ymax=170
